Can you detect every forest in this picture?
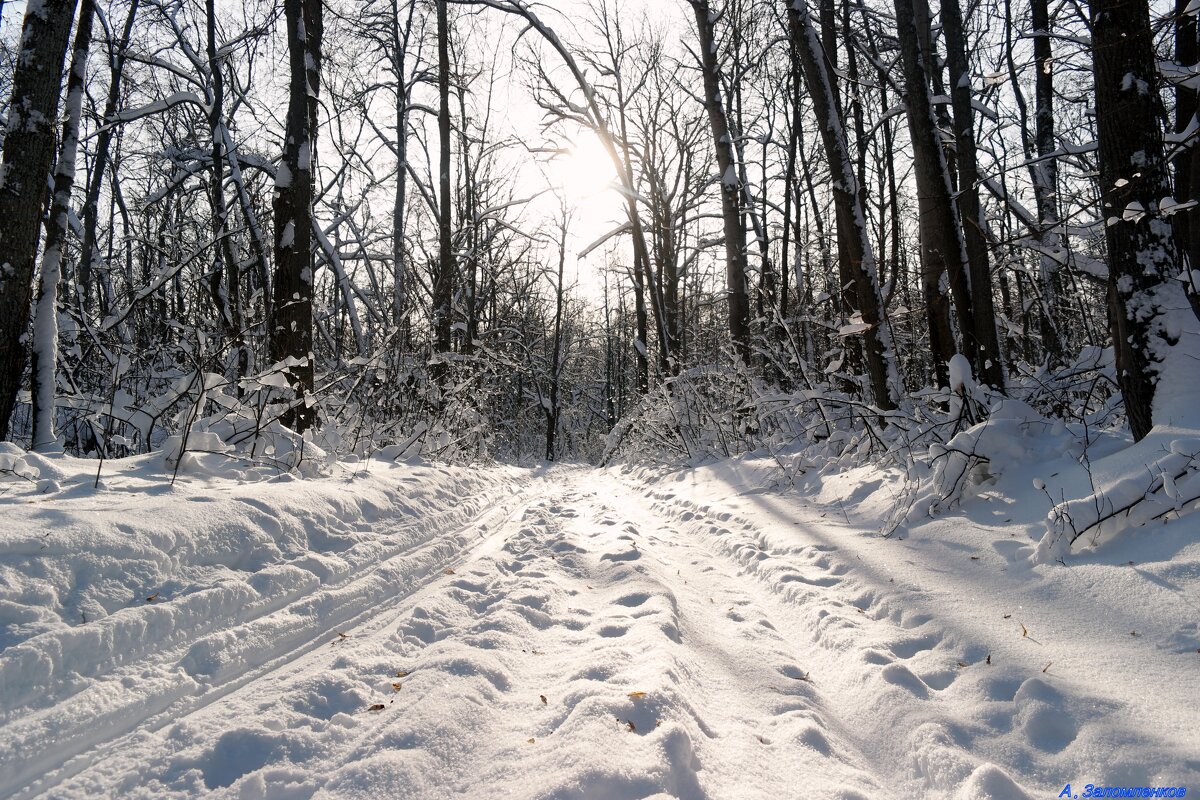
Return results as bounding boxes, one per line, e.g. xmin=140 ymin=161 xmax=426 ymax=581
xmin=0 ymin=0 xmax=1193 ymax=473
xmin=0 ymin=0 xmax=1198 ymax=796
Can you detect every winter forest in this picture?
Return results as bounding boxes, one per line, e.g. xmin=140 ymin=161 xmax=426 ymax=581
xmin=0 ymin=0 xmax=1198 ymax=796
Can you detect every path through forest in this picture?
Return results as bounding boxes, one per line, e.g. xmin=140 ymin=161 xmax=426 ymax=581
xmin=1 ymin=461 xmax=1196 ymax=799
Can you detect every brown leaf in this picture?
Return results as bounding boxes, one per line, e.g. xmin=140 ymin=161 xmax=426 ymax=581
xmin=368 ymin=703 xmax=385 ymax=712
xmin=1021 ymin=624 xmax=1028 ymax=638
xmin=540 ymin=695 xmax=547 ymax=705
xmin=956 ymin=661 xmax=970 ymax=668
xmin=1130 ymin=630 xmax=1139 ymax=637
xmin=444 ymin=568 xmax=455 ymax=575
xmin=145 ymin=593 xmax=158 ymax=603
xmin=626 ymin=720 xmax=636 ymax=732
xmin=392 ymin=682 xmax=403 ymax=692
xmin=970 ymin=556 xmax=980 ymax=561
xmin=1003 ymin=614 xmax=1012 ymax=619
xmin=527 ymin=738 xmax=535 ymax=744
xmin=627 ymin=691 xmax=647 ymax=699
xmin=395 ymin=670 xmax=410 ymax=678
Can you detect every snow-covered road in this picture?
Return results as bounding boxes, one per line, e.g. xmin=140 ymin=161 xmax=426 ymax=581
xmin=1 ymin=459 xmax=1196 ymax=799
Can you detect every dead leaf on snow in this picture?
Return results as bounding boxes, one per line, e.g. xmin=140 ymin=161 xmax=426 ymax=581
xmin=627 ymin=691 xmax=647 ymax=699
xmin=368 ymin=703 xmax=385 ymax=712
xmin=540 ymin=695 xmax=547 ymax=705
xmin=392 ymin=682 xmax=403 ymax=691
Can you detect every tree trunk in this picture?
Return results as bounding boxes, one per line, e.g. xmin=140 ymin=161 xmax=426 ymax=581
xmin=785 ymin=0 xmax=899 ymax=410
xmin=391 ymin=0 xmax=416 ymax=346
xmin=206 ymin=0 xmax=248 ymax=389
xmin=1091 ymin=0 xmax=1190 ymax=440
xmin=893 ymin=0 xmax=975 ymax=388
xmin=271 ymin=0 xmax=322 ymax=432
xmin=79 ymin=0 xmax=138 ymax=318
xmin=1031 ymin=0 xmax=1065 ymax=363
xmin=0 ymin=0 xmax=78 ymax=441
xmin=941 ymin=0 xmax=1005 ymax=389
xmin=546 ymin=216 xmax=568 ymax=461
xmin=690 ymin=0 xmax=750 ymax=365
xmin=431 ymin=0 xmax=454 ymax=382
xmin=1174 ymin=0 xmax=1200 ymax=322
xmin=31 ymin=0 xmax=95 ymax=451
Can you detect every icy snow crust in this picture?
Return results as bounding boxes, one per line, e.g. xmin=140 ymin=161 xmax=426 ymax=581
xmin=0 ymin=452 xmax=1196 ymax=798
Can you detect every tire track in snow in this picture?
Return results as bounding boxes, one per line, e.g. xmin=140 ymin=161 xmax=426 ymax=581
xmin=28 ymin=473 xmax=888 ymax=799
xmin=0 ymin=467 xmax=559 ymax=799
xmin=9 ymin=466 xmax=1163 ymax=798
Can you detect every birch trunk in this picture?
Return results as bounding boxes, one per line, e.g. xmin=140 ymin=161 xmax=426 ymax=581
xmin=31 ymin=0 xmax=94 ymax=451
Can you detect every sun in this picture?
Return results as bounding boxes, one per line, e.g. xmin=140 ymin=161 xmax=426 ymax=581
xmin=552 ymin=133 xmax=620 ymax=203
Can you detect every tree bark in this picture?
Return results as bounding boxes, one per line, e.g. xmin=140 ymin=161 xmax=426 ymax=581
xmin=271 ymin=0 xmax=322 ymax=432
xmin=31 ymin=0 xmax=94 ymax=451
xmin=785 ymin=0 xmax=899 ymax=410
xmin=1174 ymin=0 xmax=1200 ymax=322
xmin=690 ymin=0 xmax=750 ymax=365
xmin=1031 ymin=0 xmax=1065 ymax=363
xmin=1091 ymin=0 xmax=1188 ymax=440
xmin=431 ymin=0 xmax=454 ymax=383
xmin=0 ymin=0 xmax=78 ymax=440
xmin=941 ymin=0 xmax=1006 ymax=389
xmin=893 ymin=0 xmax=975 ymax=388
xmin=206 ymin=0 xmax=248 ymax=388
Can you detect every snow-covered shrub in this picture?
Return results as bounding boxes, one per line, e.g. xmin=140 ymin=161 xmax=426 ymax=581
xmin=1036 ymin=439 xmax=1200 ymax=562
xmin=922 ymin=355 xmax=1082 ymax=511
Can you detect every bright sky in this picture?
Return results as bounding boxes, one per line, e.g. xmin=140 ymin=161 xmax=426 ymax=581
xmin=479 ymin=0 xmax=694 ymax=300
xmin=0 ymin=0 xmax=695 ymax=302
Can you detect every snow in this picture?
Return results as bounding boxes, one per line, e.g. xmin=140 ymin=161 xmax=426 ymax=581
xmin=0 ymin=446 xmax=1197 ymax=798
